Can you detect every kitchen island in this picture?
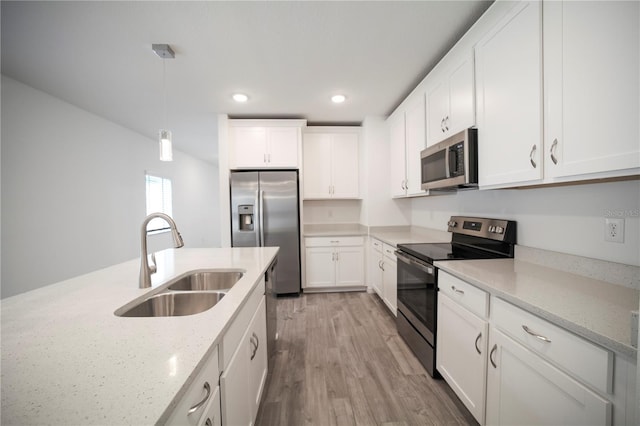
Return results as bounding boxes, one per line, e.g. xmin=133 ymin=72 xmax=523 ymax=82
xmin=1 ymin=247 xmax=278 ymax=425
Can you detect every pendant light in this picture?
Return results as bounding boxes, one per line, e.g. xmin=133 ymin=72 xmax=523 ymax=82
xmin=152 ymin=44 xmax=175 ymax=161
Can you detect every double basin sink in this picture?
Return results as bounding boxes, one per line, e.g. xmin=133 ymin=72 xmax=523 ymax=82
xmin=115 ymin=270 xmax=244 ymax=318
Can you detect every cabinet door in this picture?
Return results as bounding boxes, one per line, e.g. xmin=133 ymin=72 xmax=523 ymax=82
xmin=335 ymin=246 xmax=364 ymax=287
xmin=388 ymin=115 xmax=407 ymax=197
xmin=404 ymin=95 xmax=426 ymax=196
xmin=476 ymin=1 xmax=543 ymax=187
xmin=426 ymin=79 xmax=450 ymax=147
xmin=231 ymin=127 xmax=268 ymax=168
xmin=486 ymin=328 xmax=611 ymax=426
xmin=220 ymin=336 xmax=251 ymax=426
xmin=382 ymin=256 xmax=397 ymax=315
xmin=368 ymin=246 xmax=383 ymax=297
xmin=305 ymin=247 xmax=335 ymax=287
xmin=437 ymin=293 xmax=487 ymax=424
xmin=247 ymin=297 xmax=268 ymax=422
xmin=267 ymin=127 xmax=299 ymax=168
xmin=448 ymin=53 xmax=475 ymax=136
xmin=302 ymin=133 xmax=332 ymax=199
xmin=544 ymin=1 xmax=640 ymax=179
xmin=331 ymin=133 xmax=360 ymax=199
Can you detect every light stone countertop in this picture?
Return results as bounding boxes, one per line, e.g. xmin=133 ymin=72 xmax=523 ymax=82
xmin=369 ymin=226 xmax=451 ymax=247
xmin=1 ymin=247 xmax=279 ymax=426
xmin=435 ymin=258 xmax=639 ymax=359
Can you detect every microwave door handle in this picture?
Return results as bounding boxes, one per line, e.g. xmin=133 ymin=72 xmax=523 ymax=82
xmin=449 ymin=147 xmax=458 ymax=177
xmin=444 ymin=146 xmax=451 ymax=178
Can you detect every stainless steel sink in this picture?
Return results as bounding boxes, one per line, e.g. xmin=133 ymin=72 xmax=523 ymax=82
xmin=116 ymin=291 xmax=226 ymax=317
xmin=167 ymin=270 xmax=243 ymax=291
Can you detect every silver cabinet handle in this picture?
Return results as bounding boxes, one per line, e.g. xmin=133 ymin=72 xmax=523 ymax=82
xmin=445 ymin=116 xmax=450 ymax=131
xmin=475 ymin=332 xmax=482 ymax=355
xmin=550 ymin=139 xmax=558 ymax=165
xmin=250 ymin=332 xmax=259 ymax=360
xmin=441 ymin=118 xmax=446 ymax=133
xmin=489 ymin=344 xmax=498 ymax=368
xmin=188 ymin=382 xmax=211 ymax=414
xmin=268 ymin=153 xmax=271 ymax=163
xmin=529 ymin=144 xmax=537 ymax=168
xmin=451 ymin=285 xmax=464 ymax=295
xmin=336 ymin=252 xmax=339 ymax=262
xmin=330 ymin=240 xmax=340 ymax=243
xmin=380 ymin=261 xmax=385 ymax=272
xmin=522 ymin=325 xmax=552 ymax=343
xmin=263 ymin=153 xmax=267 ymax=163
xmin=378 ymin=260 xmax=382 ymax=269
xmin=205 ymin=418 xmax=212 ymax=426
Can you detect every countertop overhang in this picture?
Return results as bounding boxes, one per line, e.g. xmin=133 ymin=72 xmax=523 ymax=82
xmin=1 ymin=247 xmax=279 ymax=425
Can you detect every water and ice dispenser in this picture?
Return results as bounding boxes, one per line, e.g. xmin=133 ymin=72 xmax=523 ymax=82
xmin=238 ymin=205 xmax=255 ymax=231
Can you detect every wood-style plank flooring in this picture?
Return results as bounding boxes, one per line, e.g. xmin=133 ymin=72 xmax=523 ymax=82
xmin=256 ymin=292 xmax=477 ymax=426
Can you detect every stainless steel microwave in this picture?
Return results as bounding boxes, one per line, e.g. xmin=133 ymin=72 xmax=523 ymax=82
xmin=420 ymin=128 xmax=478 ymax=191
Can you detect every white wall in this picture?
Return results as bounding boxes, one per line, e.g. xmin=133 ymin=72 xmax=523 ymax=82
xmin=1 ymin=76 xmax=220 ymax=298
xmin=411 ymin=180 xmax=640 ymax=266
xmin=303 ymin=200 xmax=362 ymax=224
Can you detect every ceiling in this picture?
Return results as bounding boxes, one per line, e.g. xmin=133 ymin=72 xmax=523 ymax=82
xmin=1 ymin=1 xmax=492 ymax=164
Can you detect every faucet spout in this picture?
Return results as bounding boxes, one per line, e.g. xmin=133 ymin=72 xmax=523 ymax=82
xmin=139 ymin=212 xmax=184 ymax=288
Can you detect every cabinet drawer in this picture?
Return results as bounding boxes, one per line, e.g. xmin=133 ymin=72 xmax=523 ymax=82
xmin=492 ymin=297 xmax=613 ymax=394
xmin=305 ymin=236 xmax=364 ymax=247
xmin=220 ymin=278 xmax=265 ymax=369
xmin=438 ymin=271 xmax=489 ymax=318
xmin=166 ymin=346 xmax=220 ymax=426
xmin=370 ymin=238 xmax=383 ymax=253
xmin=382 ymin=243 xmax=396 ymax=258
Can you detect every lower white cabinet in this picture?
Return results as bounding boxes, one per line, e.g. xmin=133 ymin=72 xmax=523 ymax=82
xmin=369 ymin=238 xmax=397 ymax=315
xmin=437 ymin=293 xmax=488 ymax=424
xmin=166 ymin=346 xmax=221 ymax=426
xmin=200 ymin=386 xmax=222 ymax=426
xmin=220 ymin=279 xmax=268 ymax=426
xmin=486 ymin=327 xmax=611 ymax=426
xmin=304 ymin=237 xmax=364 ymax=289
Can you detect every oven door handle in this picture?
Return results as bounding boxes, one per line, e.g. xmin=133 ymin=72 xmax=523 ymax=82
xmin=395 ymin=251 xmax=434 ymax=275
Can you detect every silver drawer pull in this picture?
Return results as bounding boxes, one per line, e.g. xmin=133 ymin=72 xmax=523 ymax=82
xmin=205 ymin=418 xmax=212 ymax=426
xmin=188 ymin=382 xmax=211 ymax=414
xmin=474 ymin=332 xmax=482 ymax=355
xmin=522 ymin=325 xmax=551 ymax=343
xmin=451 ymin=285 xmax=464 ymax=295
xmin=489 ymin=344 xmax=497 ymax=368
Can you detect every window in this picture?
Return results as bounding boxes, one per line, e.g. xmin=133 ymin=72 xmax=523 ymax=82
xmin=145 ymin=173 xmax=173 ymax=232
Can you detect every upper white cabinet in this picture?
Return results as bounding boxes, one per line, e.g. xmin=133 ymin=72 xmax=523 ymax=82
xmin=302 ymin=128 xmax=360 ymax=199
xmin=475 ymin=1 xmax=543 ymax=188
xmin=543 ymin=1 xmax=640 ymax=181
xmin=229 ymin=120 xmax=305 ymax=169
xmin=388 ymin=95 xmax=426 ymax=198
xmin=426 ymin=51 xmax=475 ymax=147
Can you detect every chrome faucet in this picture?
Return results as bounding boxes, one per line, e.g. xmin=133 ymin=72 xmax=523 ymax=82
xmin=139 ymin=212 xmax=184 ymax=288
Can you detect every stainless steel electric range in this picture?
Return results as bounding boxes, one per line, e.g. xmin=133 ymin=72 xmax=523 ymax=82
xmin=395 ymin=216 xmax=517 ymax=377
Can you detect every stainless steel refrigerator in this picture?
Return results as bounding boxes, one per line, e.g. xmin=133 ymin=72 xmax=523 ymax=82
xmin=230 ymin=170 xmax=301 ymax=295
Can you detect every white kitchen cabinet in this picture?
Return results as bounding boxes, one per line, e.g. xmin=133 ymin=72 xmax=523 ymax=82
xmin=166 ymin=346 xmax=220 ymax=426
xmin=368 ymin=239 xmax=383 ymax=297
xmin=426 ymin=51 xmax=475 ymax=147
xmin=486 ymin=327 xmax=611 ymax=426
xmin=437 ymin=271 xmax=490 ymax=424
xmin=304 ymin=237 xmax=364 ymax=289
xmin=220 ymin=279 xmax=268 ymax=426
xmin=388 ymin=96 xmax=426 ymax=198
xmin=369 ymin=239 xmax=398 ymax=315
xmin=475 ymin=1 xmax=543 ymax=188
xmin=302 ymin=128 xmax=360 ymax=199
xmin=543 ymin=1 xmax=640 ymax=181
xmin=229 ymin=120 xmax=304 ymax=169
xmin=381 ymin=246 xmax=397 ymax=315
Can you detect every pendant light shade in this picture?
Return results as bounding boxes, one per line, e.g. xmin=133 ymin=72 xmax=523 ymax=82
xmin=153 ymin=44 xmax=175 ymax=162
xmin=159 ymin=129 xmax=173 ymax=161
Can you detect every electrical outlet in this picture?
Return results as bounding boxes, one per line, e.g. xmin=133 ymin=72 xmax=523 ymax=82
xmin=604 ymin=218 xmax=624 ymax=243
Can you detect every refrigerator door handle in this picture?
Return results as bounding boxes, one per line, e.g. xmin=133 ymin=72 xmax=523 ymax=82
xmin=259 ymin=189 xmax=265 ymax=246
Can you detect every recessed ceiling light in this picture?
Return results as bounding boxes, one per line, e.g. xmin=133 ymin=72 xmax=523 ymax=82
xmin=232 ymin=93 xmax=248 ymax=103
xmin=331 ymin=94 xmax=346 ymax=104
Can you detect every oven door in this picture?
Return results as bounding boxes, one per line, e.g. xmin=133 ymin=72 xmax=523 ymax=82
xmin=395 ymin=250 xmax=437 ymax=346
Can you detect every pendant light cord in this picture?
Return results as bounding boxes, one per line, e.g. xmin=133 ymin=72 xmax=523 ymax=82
xmin=162 ymin=58 xmax=167 ymax=129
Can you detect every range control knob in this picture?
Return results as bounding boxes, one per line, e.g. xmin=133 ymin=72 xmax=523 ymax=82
xmin=495 ymin=226 xmax=504 ymax=234
xmin=448 ymin=221 xmax=457 ymax=228
xmin=488 ymin=225 xmax=495 ymax=233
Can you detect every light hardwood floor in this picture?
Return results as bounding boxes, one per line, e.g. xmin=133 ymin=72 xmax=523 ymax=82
xmin=256 ymin=292 xmax=477 ymax=426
